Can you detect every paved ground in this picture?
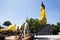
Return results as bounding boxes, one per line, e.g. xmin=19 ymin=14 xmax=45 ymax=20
xmin=5 ymin=35 xmax=60 ymax=40
xmin=5 ymin=35 xmax=30 ymax=40
xmin=35 ymin=35 xmax=60 ymax=40
xmin=5 ymin=36 xmax=19 ymax=40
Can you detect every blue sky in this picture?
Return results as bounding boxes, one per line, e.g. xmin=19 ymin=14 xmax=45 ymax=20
xmin=0 ymin=0 xmax=60 ymax=26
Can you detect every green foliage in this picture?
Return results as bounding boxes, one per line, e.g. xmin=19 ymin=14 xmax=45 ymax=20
xmin=51 ymin=22 xmax=60 ymax=32
xmin=51 ymin=24 xmax=58 ymax=31
xmin=3 ymin=21 xmax=12 ymax=26
xmin=57 ymin=22 xmax=60 ymax=32
xmin=51 ymin=22 xmax=60 ymax=34
xmin=25 ymin=18 xmax=40 ymax=34
xmin=57 ymin=22 xmax=60 ymax=26
xmin=22 ymin=18 xmax=60 ymax=34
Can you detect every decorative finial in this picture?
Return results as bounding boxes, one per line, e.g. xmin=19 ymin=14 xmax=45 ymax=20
xmin=41 ymin=2 xmax=45 ymax=9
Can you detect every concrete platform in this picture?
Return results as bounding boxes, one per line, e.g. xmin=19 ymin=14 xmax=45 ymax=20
xmin=5 ymin=36 xmax=31 ymax=40
xmin=34 ymin=35 xmax=60 ymax=40
xmin=5 ymin=36 xmax=18 ymax=40
xmin=5 ymin=35 xmax=60 ymax=40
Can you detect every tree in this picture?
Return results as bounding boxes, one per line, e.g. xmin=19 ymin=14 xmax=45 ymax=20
xmin=3 ymin=21 xmax=12 ymax=26
xmin=57 ymin=22 xmax=60 ymax=26
xmin=57 ymin=22 xmax=60 ymax=32
xmin=25 ymin=18 xmax=40 ymax=34
xmin=51 ymin=24 xmax=59 ymax=35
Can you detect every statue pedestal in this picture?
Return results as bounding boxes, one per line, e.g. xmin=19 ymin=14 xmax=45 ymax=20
xmin=36 ymin=24 xmax=52 ymax=35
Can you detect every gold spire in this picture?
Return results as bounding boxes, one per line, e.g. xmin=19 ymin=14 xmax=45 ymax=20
xmin=40 ymin=2 xmax=47 ymax=25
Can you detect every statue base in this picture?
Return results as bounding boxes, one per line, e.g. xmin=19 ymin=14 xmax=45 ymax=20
xmin=36 ymin=24 xmax=52 ymax=35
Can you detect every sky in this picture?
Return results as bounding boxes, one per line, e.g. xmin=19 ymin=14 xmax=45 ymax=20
xmin=0 ymin=0 xmax=60 ymax=26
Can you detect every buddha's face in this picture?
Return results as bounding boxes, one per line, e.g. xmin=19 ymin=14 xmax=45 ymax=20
xmin=40 ymin=6 xmax=44 ymax=11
